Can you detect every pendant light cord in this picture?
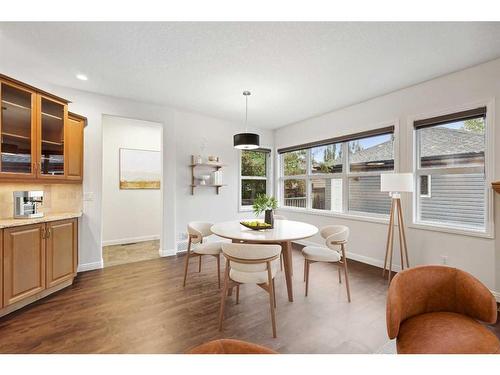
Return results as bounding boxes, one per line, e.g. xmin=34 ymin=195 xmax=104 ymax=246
xmin=245 ymin=93 xmax=248 ymax=132
xmin=243 ymin=90 xmax=251 ymax=132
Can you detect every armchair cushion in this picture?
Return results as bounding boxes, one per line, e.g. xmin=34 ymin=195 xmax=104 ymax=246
xmin=397 ymin=312 xmax=500 ymax=354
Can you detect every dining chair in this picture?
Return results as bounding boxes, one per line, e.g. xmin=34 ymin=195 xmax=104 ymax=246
xmin=301 ymin=225 xmax=351 ymax=302
xmin=183 ymin=221 xmax=224 ymax=288
xmin=273 ymin=214 xmax=287 ymax=271
xmin=219 ymin=242 xmax=281 ymax=338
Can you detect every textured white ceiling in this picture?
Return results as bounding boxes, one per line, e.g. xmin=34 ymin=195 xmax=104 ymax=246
xmin=1 ymin=22 xmax=500 ymax=129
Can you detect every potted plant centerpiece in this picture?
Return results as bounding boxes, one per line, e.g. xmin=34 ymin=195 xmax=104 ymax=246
xmin=253 ymin=194 xmax=278 ymax=228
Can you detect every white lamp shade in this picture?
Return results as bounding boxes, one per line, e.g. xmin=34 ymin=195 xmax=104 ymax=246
xmin=381 ymin=173 xmax=414 ymax=193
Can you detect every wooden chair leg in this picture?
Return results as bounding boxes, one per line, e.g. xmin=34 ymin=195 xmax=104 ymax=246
xmin=198 ymin=256 xmax=202 ymax=272
xmin=218 ymin=260 xmax=230 ymax=331
xmin=216 ymin=254 xmax=221 ymax=289
xmin=182 ymin=237 xmax=192 ymax=287
xmin=280 ymin=254 xmax=283 ymax=271
xmin=303 ymin=259 xmax=307 ymax=282
xmin=338 ymin=266 xmax=342 ymax=284
xmin=236 ymin=284 xmax=240 ymax=304
xmin=341 ymin=244 xmax=351 ymax=303
xmin=272 ymin=278 xmax=277 ymax=308
xmin=267 ymin=262 xmax=277 ymax=338
xmin=305 ymin=260 xmax=310 ymax=297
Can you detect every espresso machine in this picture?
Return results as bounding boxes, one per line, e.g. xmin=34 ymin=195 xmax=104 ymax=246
xmin=13 ymin=191 xmax=44 ymax=218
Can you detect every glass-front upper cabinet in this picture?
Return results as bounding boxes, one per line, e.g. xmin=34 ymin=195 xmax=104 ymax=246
xmin=0 ymin=81 xmax=37 ymax=177
xmin=38 ymin=96 xmax=67 ymax=178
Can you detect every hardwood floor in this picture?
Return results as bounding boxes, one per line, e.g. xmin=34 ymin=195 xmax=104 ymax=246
xmin=0 ymin=244 xmax=498 ymax=353
xmin=102 ymin=240 xmax=160 ymax=268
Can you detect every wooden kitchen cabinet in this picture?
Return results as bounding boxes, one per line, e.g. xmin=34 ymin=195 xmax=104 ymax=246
xmin=0 ymin=74 xmax=84 ymax=183
xmin=46 ymin=218 xmax=78 ymax=288
xmin=0 ymin=79 xmax=37 ymax=179
xmin=66 ymin=113 xmax=85 ymax=181
xmin=1 ymin=218 xmax=79 ymax=313
xmin=3 ymin=223 xmax=46 ymax=306
xmin=37 ymin=94 xmax=67 ymax=180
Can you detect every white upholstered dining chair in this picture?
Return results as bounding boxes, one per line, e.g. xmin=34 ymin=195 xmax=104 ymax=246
xmin=183 ymin=222 xmax=224 ymax=288
xmin=219 ymin=242 xmax=281 ymax=338
xmin=301 ymin=225 xmax=351 ymax=302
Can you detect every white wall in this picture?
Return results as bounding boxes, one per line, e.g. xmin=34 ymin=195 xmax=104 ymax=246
xmin=102 ymin=116 xmax=162 ymax=246
xmin=274 ymin=58 xmax=500 ymax=294
xmin=174 ymin=110 xmax=273 ymax=248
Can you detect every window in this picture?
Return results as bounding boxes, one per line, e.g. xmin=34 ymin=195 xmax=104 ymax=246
xmin=279 ymin=127 xmax=394 ymax=217
xmin=414 ymin=107 xmax=487 ymax=231
xmin=240 ymin=148 xmax=271 ymax=208
xmin=419 ymin=175 xmax=431 ymax=197
xmin=348 ymin=133 xmax=394 ymax=215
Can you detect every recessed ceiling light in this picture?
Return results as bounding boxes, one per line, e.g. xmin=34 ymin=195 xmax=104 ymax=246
xmin=76 ymin=74 xmax=88 ymax=81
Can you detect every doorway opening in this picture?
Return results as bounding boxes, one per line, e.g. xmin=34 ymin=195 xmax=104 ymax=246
xmin=101 ymin=115 xmax=163 ymax=268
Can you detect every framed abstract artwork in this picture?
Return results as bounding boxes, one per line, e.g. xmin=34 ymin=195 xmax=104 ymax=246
xmin=119 ymin=148 xmax=161 ymax=189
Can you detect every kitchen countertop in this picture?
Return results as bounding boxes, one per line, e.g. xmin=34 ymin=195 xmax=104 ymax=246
xmin=0 ymin=212 xmax=82 ymax=229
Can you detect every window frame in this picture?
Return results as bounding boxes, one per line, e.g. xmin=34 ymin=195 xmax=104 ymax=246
xmin=278 ymin=122 xmax=398 ymax=220
xmin=409 ymin=101 xmax=495 ymax=238
xmin=238 ymin=147 xmax=273 ymax=212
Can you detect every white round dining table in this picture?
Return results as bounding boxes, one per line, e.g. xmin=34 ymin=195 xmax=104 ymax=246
xmin=211 ymin=219 xmax=318 ymax=302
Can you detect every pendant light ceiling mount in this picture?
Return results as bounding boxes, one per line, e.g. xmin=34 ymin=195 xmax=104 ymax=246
xmin=234 ymin=90 xmax=260 ymax=150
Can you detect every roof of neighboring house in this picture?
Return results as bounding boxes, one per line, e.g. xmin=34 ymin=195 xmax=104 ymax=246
xmin=349 ymin=127 xmax=484 ymax=164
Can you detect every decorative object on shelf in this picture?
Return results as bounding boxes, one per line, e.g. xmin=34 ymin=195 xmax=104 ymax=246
xmin=190 ymin=155 xmax=226 ymax=195
xmin=208 ymin=155 xmax=219 ymax=162
xmin=252 ymin=194 xmax=278 ymax=227
xmin=380 ymin=173 xmax=414 ymax=284
xmin=240 ymin=220 xmax=273 ymax=231
xmin=199 ymin=174 xmax=210 ymax=185
xmin=193 ymin=155 xmax=203 ymax=164
xmin=493 ymin=181 xmax=500 ymax=194
xmin=211 ymin=170 xmax=222 ymax=185
xmin=119 ymin=148 xmax=161 ymax=189
xmin=233 ymin=91 xmax=260 ymax=150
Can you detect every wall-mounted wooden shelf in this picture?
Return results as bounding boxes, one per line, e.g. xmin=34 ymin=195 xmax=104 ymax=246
xmin=189 ymin=162 xmax=226 ymax=169
xmin=492 ymin=181 xmax=500 ymax=194
xmin=190 ymin=156 xmax=226 ymax=195
xmin=190 ymin=184 xmax=227 ymax=195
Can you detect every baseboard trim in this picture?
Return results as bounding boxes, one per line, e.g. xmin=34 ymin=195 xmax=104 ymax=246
xmin=102 ymin=235 xmax=160 ymax=247
xmin=159 ymin=249 xmax=176 ymax=257
xmin=77 ymin=260 xmax=104 ymax=272
xmin=293 ymin=239 xmax=402 ymax=272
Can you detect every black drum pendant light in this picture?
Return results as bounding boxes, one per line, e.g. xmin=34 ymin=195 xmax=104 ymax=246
xmin=234 ymin=91 xmax=260 ymax=149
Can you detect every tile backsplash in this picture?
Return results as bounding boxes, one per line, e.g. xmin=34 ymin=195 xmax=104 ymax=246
xmin=0 ymin=183 xmax=83 ymax=219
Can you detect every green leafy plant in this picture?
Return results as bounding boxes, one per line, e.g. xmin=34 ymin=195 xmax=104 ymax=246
xmin=253 ymin=194 xmax=278 ymax=216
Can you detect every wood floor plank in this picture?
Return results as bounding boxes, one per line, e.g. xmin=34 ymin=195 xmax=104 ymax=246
xmin=0 ymin=244 xmax=497 ymax=353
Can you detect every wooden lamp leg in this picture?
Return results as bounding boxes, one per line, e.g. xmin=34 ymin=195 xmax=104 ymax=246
xmin=383 ymin=199 xmax=395 ymax=279
xmin=397 ymin=199 xmax=410 ymax=268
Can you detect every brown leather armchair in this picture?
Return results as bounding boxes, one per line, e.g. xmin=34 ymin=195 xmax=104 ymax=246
xmin=187 ymin=339 xmax=277 ymax=354
xmin=387 ymin=265 xmax=499 ymax=354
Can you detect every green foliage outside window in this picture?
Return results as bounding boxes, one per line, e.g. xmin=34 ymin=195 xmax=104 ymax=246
xmin=241 ymin=150 xmax=266 ymax=176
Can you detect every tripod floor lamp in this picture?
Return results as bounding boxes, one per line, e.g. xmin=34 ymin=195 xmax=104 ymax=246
xmin=381 ymin=173 xmax=414 ymax=284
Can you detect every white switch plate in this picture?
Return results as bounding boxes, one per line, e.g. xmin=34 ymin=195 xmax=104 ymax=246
xmin=83 ymin=192 xmax=94 ymax=201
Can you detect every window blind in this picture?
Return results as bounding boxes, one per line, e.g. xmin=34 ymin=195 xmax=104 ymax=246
xmin=277 ymin=126 xmax=394 ymax=154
